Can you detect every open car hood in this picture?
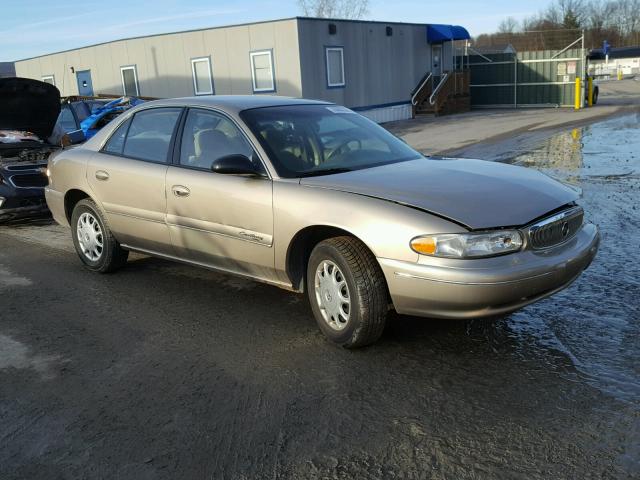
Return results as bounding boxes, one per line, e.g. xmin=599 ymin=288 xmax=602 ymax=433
xmin=300 ymin=157 xmax=580 ymax=229
xmin=0 ymin=77 xmax=61 ymax=140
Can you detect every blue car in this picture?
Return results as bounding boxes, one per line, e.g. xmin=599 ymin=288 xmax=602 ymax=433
xmin=79 ymin=97 xmax=145 ymax=139
xmin=58 ymin=96 xmax=145 ymax=140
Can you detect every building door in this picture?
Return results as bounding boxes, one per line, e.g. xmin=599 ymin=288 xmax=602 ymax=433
xmin=76 ymin=70 xmax=94 ymax=96
xmin=431 ymin=45 xmax=442 ymax=79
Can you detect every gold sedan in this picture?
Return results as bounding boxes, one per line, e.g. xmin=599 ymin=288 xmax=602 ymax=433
xmin=45 ymin=97 xmax=599 ymax=347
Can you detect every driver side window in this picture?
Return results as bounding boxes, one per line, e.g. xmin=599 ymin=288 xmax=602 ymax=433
xmin=179 ymin=109 xmax=256 ymax=171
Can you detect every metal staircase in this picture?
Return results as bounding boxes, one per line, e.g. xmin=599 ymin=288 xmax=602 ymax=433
xmin=411 ymin=70 xmax=471 ymax=117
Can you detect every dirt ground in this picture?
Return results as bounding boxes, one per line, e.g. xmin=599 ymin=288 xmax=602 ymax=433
xmin=1 ymin=108 xmax=639 ymax=479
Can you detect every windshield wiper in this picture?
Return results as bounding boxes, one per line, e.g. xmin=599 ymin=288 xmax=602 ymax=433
xmin=299 ymin=167 xmax=352 ymax=178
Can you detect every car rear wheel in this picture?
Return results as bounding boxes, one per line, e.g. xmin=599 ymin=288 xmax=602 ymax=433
xmin=592 ymin=86 xmax=599 ymax=105
xmin=307 ymin=236 xmax=388 ymax=348
xmin=71 ymin=199 xmax=128 ymax=273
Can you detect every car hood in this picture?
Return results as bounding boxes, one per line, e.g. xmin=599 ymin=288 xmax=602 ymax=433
xmin=300 ymin=157 xmax=579 ymax=229
xmin=0 ymin=77 xmax=61 ymax=140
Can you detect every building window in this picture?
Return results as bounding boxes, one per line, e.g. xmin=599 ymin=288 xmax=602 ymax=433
xmin=120 ymin=65 xmax=139 ymax=96
xmin=191 ymin=57 xmax=214 ymax=95
xmin=42 ymin=75 xmax=55 ymax=86
xmin=250 ymin=50 xmax=275 ymax=93
xmin=326 ymin=47 xmax=345 ymax=88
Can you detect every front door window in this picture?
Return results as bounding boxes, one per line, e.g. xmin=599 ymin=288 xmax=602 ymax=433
xmin=179 ymin=108 xmax=261 ymax=172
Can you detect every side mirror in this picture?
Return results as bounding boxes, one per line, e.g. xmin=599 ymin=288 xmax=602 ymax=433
xmin=211 ymin=154 xmax=262 ymax=176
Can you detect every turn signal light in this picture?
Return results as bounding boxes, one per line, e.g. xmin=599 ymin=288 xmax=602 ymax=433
xmin=410 ymin=236 xmax=436 ymax=255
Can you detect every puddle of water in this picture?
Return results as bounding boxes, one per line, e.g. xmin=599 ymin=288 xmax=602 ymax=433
xmin=500 ymin=113 xmax=640 ymax=404
xmin=507 ymin=113 xmax=640 ymax=183
xmin=0 ymin=334 xmax=62 ymax=380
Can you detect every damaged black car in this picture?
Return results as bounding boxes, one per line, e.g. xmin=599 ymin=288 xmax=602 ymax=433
xmin=0 ymin=78 xmax=71 ymax=221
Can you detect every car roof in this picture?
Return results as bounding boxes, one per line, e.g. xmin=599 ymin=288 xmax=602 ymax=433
xmin=140 ymin=95 xmax=333 ymax=114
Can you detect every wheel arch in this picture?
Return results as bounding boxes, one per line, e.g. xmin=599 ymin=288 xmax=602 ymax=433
xmin=64 ymin=189 xmax=92 ymax=223
xmin=286 ymin=224 xmax=380 ymax=293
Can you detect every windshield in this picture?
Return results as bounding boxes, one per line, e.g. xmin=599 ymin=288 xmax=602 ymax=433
xmin=240 ymin=104 xmax=422 ymax=178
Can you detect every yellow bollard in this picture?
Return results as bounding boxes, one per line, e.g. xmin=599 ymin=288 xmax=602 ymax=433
xmin=588 ymin=77 xmax=593 ymax=107
xmin=617 ymin=69 xmax=623 ymax=80
xmin=575 ymin=77 xmax=581 ymax=110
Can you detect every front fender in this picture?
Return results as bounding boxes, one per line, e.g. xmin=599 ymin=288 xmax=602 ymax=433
xmin=273 ymin=181 xmax=467 ymax=283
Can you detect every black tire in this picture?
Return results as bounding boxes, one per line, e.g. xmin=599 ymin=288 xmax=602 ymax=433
xmin=307 ymin=236 xmax=388 ymax=348
xmin=592 ymin=87 xmax=599 ymax=105
xmin=70 ymin=198 xmax=128 ymax=273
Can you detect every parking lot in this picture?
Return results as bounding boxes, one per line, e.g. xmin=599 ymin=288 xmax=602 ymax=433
xmin=1 ymin=109 xmax=639 ymax=479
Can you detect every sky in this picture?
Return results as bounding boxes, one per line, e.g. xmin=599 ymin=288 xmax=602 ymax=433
xmin=1 ymin=0 xmax=552 ymax=61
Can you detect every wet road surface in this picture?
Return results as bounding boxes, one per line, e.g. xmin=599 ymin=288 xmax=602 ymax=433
xmin=1 ymin=115 xmax=639 ymax=479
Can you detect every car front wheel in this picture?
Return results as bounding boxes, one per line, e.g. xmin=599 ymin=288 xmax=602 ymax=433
xmin=307 ymin=236 xmax=388 ymax=348
xmin=71 ymin=198 xmax=128 ymax=273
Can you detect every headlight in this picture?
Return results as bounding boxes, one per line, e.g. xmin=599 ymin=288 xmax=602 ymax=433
xmin=411 ymin=230 xmax=523 ymax=258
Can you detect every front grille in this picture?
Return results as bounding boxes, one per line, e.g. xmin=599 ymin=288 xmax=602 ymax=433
xmin=528 ymin=206 xmax=584 ymax=249
xmin=9 ymin=173 xmax=48 ymax=188
xmin=5 ymin=163 xmax=47 ymax=171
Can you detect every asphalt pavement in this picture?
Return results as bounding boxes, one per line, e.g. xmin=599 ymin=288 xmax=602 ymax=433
xmin=1 ymin=113 xmax=638 ymax=479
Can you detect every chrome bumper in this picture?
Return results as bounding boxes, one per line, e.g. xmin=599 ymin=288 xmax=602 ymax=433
xmin=379 ymin=223 xmax=600 ymax=319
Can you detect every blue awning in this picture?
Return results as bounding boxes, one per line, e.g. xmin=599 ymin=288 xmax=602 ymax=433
xmin=426 ymin=24 xmax=470 ymax=43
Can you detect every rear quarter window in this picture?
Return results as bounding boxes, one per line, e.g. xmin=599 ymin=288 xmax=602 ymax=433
xmin=102 ymin=118 xmax=131 ymax=155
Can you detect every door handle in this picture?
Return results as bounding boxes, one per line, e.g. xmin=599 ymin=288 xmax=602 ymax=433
xmin=172 ymin=185 xmax=191 ymax=197
xmin=95 ymin=170 xmax=109 ymax=181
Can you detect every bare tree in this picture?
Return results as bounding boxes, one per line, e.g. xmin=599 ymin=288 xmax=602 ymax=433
xmin=498 ymin=16 xmax=520 ymax=34
xmin=298 ymin=0 xmax=369 ymax=19
xmin=615 ymin=0 xmax=640 ymax=35
xmin=585 ymin=0 xmax=609 ymax=31
xmin=542 ymin=0 xmax=585 ymax=28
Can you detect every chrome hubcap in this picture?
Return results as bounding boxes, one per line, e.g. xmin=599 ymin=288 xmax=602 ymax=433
xmin=314 ymin=260 xmax=351 ymax=331
xmin=77 ymin=212 xmax=104 ymax=261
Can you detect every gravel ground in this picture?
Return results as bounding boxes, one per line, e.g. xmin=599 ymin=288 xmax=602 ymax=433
xmin=0 ymin=114 xmax=638 ymax=479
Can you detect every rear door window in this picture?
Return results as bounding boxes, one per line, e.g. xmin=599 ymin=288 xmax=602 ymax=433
xmin=121 ymin=108 xmax=182 ymax=163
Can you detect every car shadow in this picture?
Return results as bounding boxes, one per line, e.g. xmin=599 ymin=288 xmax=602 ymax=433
xmin=0 ymin=214 xmax=54 ymax=227
xmin=121 ymin=253 xmax=515 ymax=351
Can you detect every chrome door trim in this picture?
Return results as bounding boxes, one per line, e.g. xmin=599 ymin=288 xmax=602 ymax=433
xmin=103 ymin=210 xmax=167 ymax=225
xmin=165 ymin=218 xmax=273 ymax=247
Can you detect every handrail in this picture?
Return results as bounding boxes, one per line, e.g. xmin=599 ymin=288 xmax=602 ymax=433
xmin=411 ymin=72 xmax=433 ymax=106
xmin=467 ymin=47 xmax=494 ymax=63
xmin=429 ymin=72 xmax=450 ymax=105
